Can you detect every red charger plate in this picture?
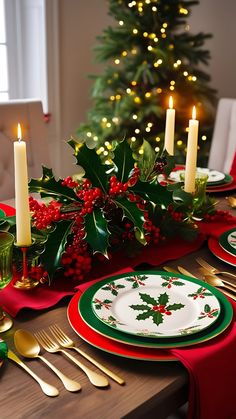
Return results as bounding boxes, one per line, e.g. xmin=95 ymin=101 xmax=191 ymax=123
xmin=208 ymin=237 xmax=236 ymax=267
xmin=67 ymin=291 xmax=177 ymax=361
xmin=0 ymin=203 xmax=15 ymax=217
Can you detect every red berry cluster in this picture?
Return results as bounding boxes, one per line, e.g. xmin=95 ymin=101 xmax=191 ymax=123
xmin=61 ymin=176 xmax=79 ymax=189
xmin=61 ymin=245 xmax=92 ymax=281
xmin=203 ymin=210 xmax=232 ymax=222
xmin=108 ymin=175 xmax=128 ymax=196
xmin=29 ymin=197 xmax=62 ymax=229
xmin=128 ymin=166 xmax=140 ymax=186
xmin=77 ymin=186 xmax=103 ymax=215
xmin=152 ymin=304 xmax=172 ymax=315
xmin=167 ymin=204 xmax=183 ymax=222
xmin=29 ymin=265 xmax=49 ymax=284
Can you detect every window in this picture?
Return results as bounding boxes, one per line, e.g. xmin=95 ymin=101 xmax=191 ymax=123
xmin=1 ymin=0 xmax=48 ymax=112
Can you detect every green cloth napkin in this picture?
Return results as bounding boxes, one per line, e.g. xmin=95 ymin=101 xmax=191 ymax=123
xmin=0 ymin=338 xmax=8 ymax=359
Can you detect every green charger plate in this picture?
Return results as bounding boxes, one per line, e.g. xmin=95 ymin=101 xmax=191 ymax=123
xmin=79 ymin=271 xmax=233 ymax=348
xmin=219 ymin=228 xmax=236 ymax=257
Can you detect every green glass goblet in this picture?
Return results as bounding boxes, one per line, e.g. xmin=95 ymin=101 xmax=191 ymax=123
xmin=0 ymin=231 xmax=14 ymax=332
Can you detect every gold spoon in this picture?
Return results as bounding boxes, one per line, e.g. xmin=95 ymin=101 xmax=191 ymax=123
xmin=227 ymin=196 xmax=236 ymax=208
xmin=14 ymin=329 xmax=81 ymax=392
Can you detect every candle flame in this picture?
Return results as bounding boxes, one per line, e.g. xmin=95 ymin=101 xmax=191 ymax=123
xmin=192 ymin=106 xmax=196 ymax=120
xmin=17 ymin=123 xmax=22 ymax=141
xmin=169 ymin=96 xmax=173 ymax=109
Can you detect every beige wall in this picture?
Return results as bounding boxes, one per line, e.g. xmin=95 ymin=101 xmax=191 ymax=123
xmin=58 ymin=0 xmax=236 ymax=176
xmin=58 ymin=0 xmax=111 ymax=176
xmin=188 ymin=0 xmax=236 ymax=99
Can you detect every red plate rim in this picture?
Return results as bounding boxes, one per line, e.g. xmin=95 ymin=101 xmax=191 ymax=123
xmin=208 ymin=237 xmax=236 ymax=267
xmin=67 ymin=291 xmax=177 ymax=361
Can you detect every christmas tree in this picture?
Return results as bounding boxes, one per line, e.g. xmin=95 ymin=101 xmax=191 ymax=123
xmin=77 ymin=0 xmax=217 ymax=166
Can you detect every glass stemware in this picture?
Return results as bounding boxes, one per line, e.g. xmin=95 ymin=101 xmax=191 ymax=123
xmin=0 ymin=231 xmax=14 ymax=332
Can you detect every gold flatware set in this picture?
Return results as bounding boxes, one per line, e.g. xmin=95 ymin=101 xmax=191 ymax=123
xmin=163 ymin=258 xmax=236 ymax=302
xmin=7 ymin=325 xmax=125 ymax=397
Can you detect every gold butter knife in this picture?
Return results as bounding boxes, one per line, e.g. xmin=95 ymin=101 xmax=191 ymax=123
xmin=198 ymin=267 xmax=236 ymax=294
xmin=177 ymin=266 xmax=198 ymax=278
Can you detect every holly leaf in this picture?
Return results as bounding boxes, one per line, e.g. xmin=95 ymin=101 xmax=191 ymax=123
xmin=204 ymin=304 xmax=211 ymax=313
xmin=158 ymin=292 xmax=169 ymax=305
xmin=112 ymin=140 xmax=136 ymax=182
xmin=152 ymin=311 xmax=164 ymax=327
xmin=166 ymin=303 xmax=185 ymax=311
xmin=130 ymin=179 xmax=172 ymax=208
xmin=139 ymin=293 xmax=157 ymax=305
xmin=172 ymin=281 xmax=185 ymax=286
xmin=40 ymin=220 xmax=73 ymax=283
xmin=114 ymin=197 xmax=145 ymax=242
xmin=129 ymin=304 xmax=150 ymax=311
xmin=136 ymin=310 xmax=154 ymax=321
xmin=0 ymin=215 xmax=16 ymax=227
xmin=84 ymin=208 xmax=110 ymax=256
xmin=29 ymin=167 xmax=77 ymax=202
xmin=68 ymin=139 xmax=108 ymax=192
xmin=172 ymin=187 xmax=193 ymax=207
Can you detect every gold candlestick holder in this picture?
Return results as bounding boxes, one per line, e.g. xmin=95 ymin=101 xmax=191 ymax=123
xmin=14 ymin=242 xmax=39 ymax=290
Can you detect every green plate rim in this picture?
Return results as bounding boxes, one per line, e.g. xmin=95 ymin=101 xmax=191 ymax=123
xmin=219 ymin=227 xmax=236 ymax=257
xmin=79 ymin=271 xmax=233 ymax=348
xmin=91 ymin=272 xmax=221 ymax=339
xmin=207 ymin=173 xmax=233 ymax=188
xmin=0 ymin=209 xmax=6 ymax=218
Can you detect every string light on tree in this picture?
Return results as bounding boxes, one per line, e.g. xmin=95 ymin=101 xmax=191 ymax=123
xmin=77 ymin=0 xmax=216 ymax=165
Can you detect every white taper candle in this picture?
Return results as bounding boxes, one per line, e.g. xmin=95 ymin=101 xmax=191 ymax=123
xmin=164 ymin=96 xmax=175 ymax=155
xmin=14 ymin=124 xmax=32 ymax=246
xmin=184 ymin=106 xmax=199 ymax=193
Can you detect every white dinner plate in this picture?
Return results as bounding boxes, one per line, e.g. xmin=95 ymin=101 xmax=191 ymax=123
xmin=91 ymin=272 xmax=221 ymax=338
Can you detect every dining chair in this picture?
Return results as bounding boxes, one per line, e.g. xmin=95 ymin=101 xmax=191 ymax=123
xmin=208 ymin=97 xmax=236 ymax=173
xmin=0 ymin=99 xmax=51 ymax=200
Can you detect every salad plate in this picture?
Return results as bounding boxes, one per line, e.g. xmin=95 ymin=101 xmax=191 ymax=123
xmin=219 ymin=228 xmax=236 ymax=257
xmin=208 ymin=237 xmax=236 ymax=267
xmin=91 ymin=273 xmax=221 ymax=338
xmin=169 ymin=167 xmax=226 ymax=184
xmin=78 ymin=271 xmax=233 ymax=349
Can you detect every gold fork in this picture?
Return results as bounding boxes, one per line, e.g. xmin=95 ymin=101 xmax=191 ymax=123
xmin=34 ymin=330 xmax=109 ymax=388
xmin=196 ymin=257 xmax=236 ymax=281
xmin=49 ymin=324 xmax=124 ymax=385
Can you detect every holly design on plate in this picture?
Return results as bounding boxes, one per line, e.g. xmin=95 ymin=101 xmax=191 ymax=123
xmin=124 ymin=274 xmax=148 ymax=288
xmin=161 ymin=276 xmax=185 ymax=289
xmin=198 ymin=304 xmax=220 ymax=319
xmin=188 ymin=287 xmax=213 ymax=300
xmin=229 ymin=233 xmax=236 ymax=247
xmin=130 ymin=292 xmax=185 ymax=327
xmin=101 ymin=315 xmax=124 ymax=328
xmin=101 ymin=281 xmax=125 ymax=296
xmin=92 ymin=298 xmax=113 ymax=310
xmin=179 ymin=325 xmax=201 ymax=335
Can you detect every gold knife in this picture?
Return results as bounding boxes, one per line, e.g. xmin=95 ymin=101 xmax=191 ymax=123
xmin=177 ymin=266 xmax=198 ymax=278
xmin=202 ymin=274 xmax=236 ymax=302
xmin=198 ymin=267 xmax=236 ymax=294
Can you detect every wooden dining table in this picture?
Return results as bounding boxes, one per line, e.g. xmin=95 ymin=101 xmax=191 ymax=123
xmin=0 ymin=197 xmax=235 ymax=419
